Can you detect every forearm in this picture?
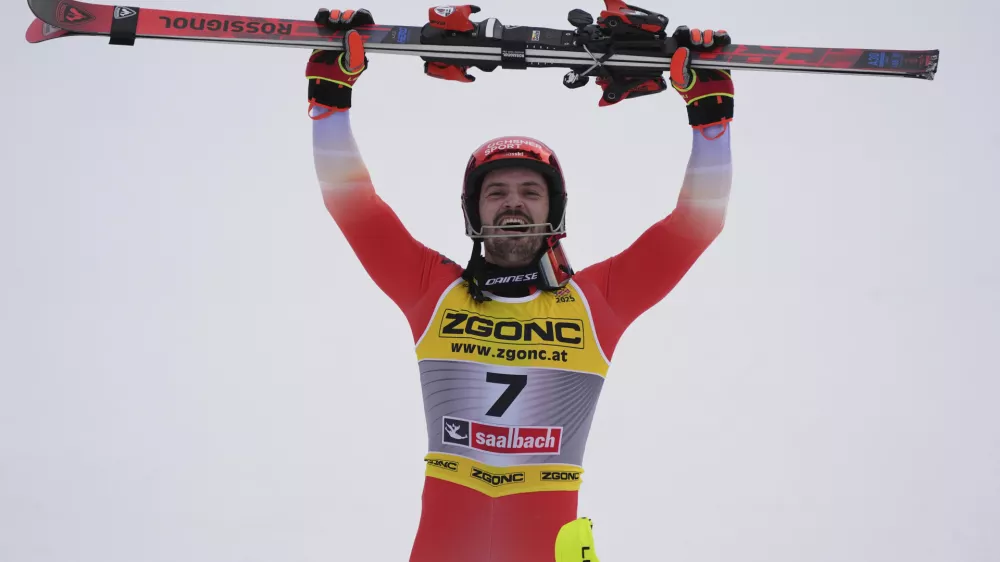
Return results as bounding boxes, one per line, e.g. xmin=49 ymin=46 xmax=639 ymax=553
xmin=312 ymin=109 xmax=375 ymax=219
xmin=674 ymin=122 xmax=733 ymax=239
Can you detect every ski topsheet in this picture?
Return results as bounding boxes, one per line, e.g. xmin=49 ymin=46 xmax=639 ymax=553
xmin=25 ymin=16 xmax=74 ymax=43
xmin=26 ymin=0 xmax=940 ymax=81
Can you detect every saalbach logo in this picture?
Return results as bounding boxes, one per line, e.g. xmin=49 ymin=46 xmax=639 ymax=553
xmin=442 ymin=416 xmax=562 ymax=455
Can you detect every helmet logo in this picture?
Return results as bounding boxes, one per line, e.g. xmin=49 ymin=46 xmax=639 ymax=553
xmin=434 ymin=6 xmax=455 ymax=17
xmin=484 ymin=138 xmax=547 ymax=158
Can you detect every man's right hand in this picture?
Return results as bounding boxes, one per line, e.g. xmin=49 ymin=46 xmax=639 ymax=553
xmin=669 ymin=25 xmax=735 ymax=133
xmin=305 ymin=8 xmax=373 ymax=118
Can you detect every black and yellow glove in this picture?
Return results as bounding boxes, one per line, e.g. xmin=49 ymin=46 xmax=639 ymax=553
xmin=670 ymin=26 xmax=735 ymax=133
xmin=305 ymin=8 xmax=373 ymax=117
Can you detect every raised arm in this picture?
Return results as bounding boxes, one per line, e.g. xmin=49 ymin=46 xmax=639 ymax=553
xmin=577 ymin=27 xmax=735 ymax=329
xmin=307 ymin=10 xmax=460 ymax=322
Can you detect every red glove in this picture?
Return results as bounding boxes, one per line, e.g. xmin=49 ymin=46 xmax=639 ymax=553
xmin=669 ymin=26 xmax=734 ymax=135
xmin=305 ymin=9 xmax=372 ymax=118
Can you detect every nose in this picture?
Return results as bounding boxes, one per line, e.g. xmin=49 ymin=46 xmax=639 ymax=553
xmin=502 ymin=193 xmax=526 ymax=210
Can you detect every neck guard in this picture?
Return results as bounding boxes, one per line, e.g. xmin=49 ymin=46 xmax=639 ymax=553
xmin=462 ymin=235 xmax=574 ymax=302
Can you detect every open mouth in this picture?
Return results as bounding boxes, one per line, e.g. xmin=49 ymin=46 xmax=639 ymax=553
xmin=496 ymin=215 xmax=531 ymax=233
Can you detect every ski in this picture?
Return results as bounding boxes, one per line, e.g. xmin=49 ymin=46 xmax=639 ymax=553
xmin=26 ymin=16 xmax=75 ymax=43
xmin=26 ymin=0 xmax=940 ymax=84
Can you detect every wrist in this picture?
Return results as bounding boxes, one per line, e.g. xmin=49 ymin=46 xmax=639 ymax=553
xmin=692 ymin=121 xmax=731 ymax=141
xmin=686 ymin=93 xmax=734 ymax=129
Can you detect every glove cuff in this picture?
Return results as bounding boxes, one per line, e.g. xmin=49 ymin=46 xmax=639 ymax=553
xmin=307 ymin=78 xmax=354 ymax=117
xmin=686 ymin=94 xmax=734 ymax=128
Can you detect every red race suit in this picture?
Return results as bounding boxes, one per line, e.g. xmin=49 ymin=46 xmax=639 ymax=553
xmin=312 ymin=110 xmax=733 ymax=562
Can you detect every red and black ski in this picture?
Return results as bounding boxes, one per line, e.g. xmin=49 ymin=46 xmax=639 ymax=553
xmin=25 ymin=0 xmax=940 ymax=82
xmin=25 ymin=16 xmax=75 ymax=43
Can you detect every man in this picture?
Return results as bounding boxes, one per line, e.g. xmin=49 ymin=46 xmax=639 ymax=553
xmin=306 ymin=7 xmax=734 ymax=562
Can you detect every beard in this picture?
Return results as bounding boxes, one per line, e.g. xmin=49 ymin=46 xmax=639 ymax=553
xmin=483 ymin=234 xmax=544 ymax=268
xmin=481 ymin=209 xmax=549 ymax=267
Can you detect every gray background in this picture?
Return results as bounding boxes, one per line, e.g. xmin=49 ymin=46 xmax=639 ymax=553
xmin=3 ymin=0 xmax=998 ymax=561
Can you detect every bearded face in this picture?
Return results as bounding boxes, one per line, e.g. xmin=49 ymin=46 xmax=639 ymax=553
xmin=477 ymin=167 xmax=551 ymax=268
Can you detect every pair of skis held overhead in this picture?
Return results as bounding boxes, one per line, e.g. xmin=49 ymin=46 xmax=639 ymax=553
xmin=26 ymin=0 xmax=940 ymax=104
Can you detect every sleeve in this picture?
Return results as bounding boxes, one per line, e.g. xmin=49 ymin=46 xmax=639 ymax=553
xmin=313 ymin=109 xmax=459 ymax=315
xmin=577 ymin=123 xmax=733 ymax=328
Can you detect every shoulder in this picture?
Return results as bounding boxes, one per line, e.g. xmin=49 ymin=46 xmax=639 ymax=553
xmin=433 ymin=253 xmax=465 ymax=281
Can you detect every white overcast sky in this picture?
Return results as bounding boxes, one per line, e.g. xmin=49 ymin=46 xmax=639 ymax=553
xmin=3 ymin=0 xmax=999 ymax=561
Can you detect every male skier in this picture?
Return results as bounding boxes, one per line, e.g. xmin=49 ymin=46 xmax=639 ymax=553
xmin=305 ymin=7 xmax=735 ymax=561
